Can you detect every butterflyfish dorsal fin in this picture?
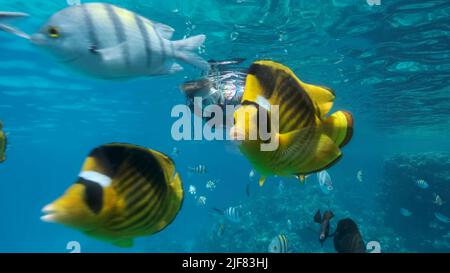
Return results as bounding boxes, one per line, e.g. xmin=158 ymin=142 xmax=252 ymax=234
xmin=242 ymin=61 xmax=320 ymax=133
xmin=302 ymin=83 xmax=335 ymax=118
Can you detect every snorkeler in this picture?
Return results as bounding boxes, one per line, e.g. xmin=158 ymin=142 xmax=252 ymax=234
xmin=180 ymin=58 xmax=247 ymax=125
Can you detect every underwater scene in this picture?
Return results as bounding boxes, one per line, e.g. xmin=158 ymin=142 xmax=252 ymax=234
xmin=0 ymin=0 xmax=449 ymax=253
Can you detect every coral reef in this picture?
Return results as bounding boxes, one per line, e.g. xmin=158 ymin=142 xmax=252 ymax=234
xmin=378 ymin=152 xmax=450 ymax=252
xmin=198 ymin=177 xmax=403 ymax=253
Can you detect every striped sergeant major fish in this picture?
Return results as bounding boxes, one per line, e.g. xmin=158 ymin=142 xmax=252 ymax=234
xmin=211 ymin=206 xmax=242 ymax=223
xmin=224 ymin=206 xmax=241 ymax=223
xmin=188 ymin=164 xmax=207 ymax=174
xmin=268 ymin=234 xmax=288 ymax=253
xmin=230 ymin=60 xmax=354 ymax=187
xmin=41 ymin=143 xmax=183 ymax=248
xmin=0 ymin=3 xmax=209 ymax=80
xmin=0 ymin=120 xmax=6 ymax=163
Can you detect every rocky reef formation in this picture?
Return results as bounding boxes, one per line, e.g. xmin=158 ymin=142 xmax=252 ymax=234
xmin=197 ymin=177 xmax=403 ymax=253
xmin=378 ymin=152 xmax=450 ymax=252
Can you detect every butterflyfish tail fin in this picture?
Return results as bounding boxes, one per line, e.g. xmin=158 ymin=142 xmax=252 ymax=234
xmin=302 ymin=83 xmax=335 ymax=118
xmin=301 ymin=134 xmax=342 ymax=174
xmin=322 ymin=110 xmax=353 ymax=148
xmin=278 ymin=129 xmax=342 ymax=174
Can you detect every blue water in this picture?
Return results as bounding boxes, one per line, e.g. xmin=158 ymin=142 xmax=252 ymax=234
xmin=0 ymin=0 xmax=449 ymax=253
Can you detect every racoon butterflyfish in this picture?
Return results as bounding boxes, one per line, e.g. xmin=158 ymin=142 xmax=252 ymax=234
xmin=41 ymin=143 xmax=183 ymax=248
xmin=231 ymin=60 xmax=353 ymax=186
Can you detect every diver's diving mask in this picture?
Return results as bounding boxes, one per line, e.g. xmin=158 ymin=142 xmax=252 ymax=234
xmin=181 ymin=79 xmax=224 ymax=108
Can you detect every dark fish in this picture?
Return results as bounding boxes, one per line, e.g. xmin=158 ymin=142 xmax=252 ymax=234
xmin=217 ymin=223 xmax=225 ymax=237
xmin=314 ymin=209 xmax=334 ymax=246
xmin=333 ymin=218 xmax=366 ymax=253
xmin=0 ymin=120 xmax=6 ymax=163
xmin=246 ymin=182 xmax=251 ymax=197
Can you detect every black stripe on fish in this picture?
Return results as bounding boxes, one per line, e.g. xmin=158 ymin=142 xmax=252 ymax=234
xmin=104 ymin=4 xmax=130 ymax=67
xmin=134 ymin=14 xmax=152 ymax=69
xmin=115 ymin=167 xmax=140 ymax=194
xmin=153 ymin=25 xmax=166 ymax=69
xmin=117 ymin=185 xmax=167 ymax=233
xmin=120 ymin=156 xmax=164 ymax=204
xmin=88 ymin=148 xmax=120 ymax=178
xmin=280 ymin=235 xmax=288 ymax=253
xmin=110 ymin=164 xmax=166 ymax=231
xmin=278 ymin=77 xmax=315 ymax=132
xmin=76 ymin=178 xmax=103 ymax=214
xmin=247 ymin=63 xmax=277 ymax=98
xmin=123 ymin=170 xmax=161 ymax=210
xmin=81 ymin=5 xmax=101 ymax=54
xmin=129 ymin=188 xmax=171 ymax=233
xmin=109 ymin=184 xmax=163 ymax=231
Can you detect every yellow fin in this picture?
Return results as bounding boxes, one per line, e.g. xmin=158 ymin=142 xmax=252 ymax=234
xmin=243 ymin=60 xmax=335 ymax=118
xmin=259 ymin=176 xmax=267 ymax=187
xmin=301 ymin=134 xmax=342 ymax=174
xmin=277 ymin=128 xmax=342 ymax=174
xmin=302 ymin=83 xmax=335 ymax=118
xmin=322 ymin=110 xmax=353 ymax=148
xmin=297 ymin=175 xmax=306 ymax=185
xmin=112 ymin=238 xmax=134 ymax=248
xmin=242 ymin=60 xmax=339 ymax=137
xmin=277 ymin=128 xmax=314 ymax=160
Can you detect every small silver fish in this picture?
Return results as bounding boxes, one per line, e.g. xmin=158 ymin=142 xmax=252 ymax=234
xmin=317 ymin=170 xmax=333 ymax=195
xmin=432 ymin=193 xmax=445 ymax=206
xmin=188 ymin=164 xmax=207 ymax=174
xmin=434 ymin=212 xmax=450 ymax=224
xmin=197 ymin=196 xmax=207 ymax=206
xmin=415 ymin=179 xmax=429 ymax=189
xmin=356 ymin=170 xmax=363 ymax=182
xmin=205 ymin=179 xmax=217 ymax=191
xmin=188 ymin=185 xmax=197 ymax=195
xmin=1 ymin=3 xmax=209 ymax=80
xmin=400 ymin=208 xmax=412 ymax=217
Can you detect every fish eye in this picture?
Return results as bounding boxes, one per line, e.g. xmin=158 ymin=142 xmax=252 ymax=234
xmin=48 ymin=26 xmax=60 ymax=38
